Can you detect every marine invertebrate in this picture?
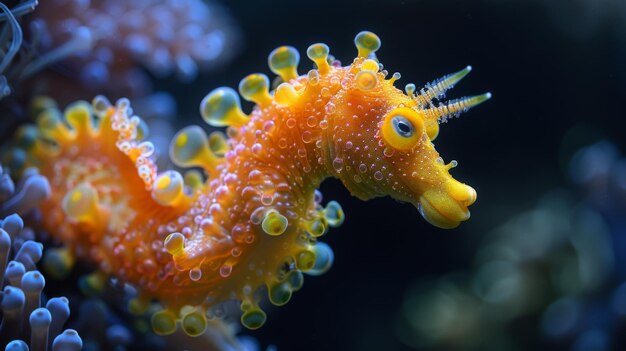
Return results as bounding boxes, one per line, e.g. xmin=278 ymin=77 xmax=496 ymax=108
xmin=0 ymin=164 xmax=50 ymax=217
xmin=5 ymin=31 xmax=489 ymax=336
xmin=28 ymin=0 xmax=241 ymax=100
xmin=0 ymin=0 xmax=39 ymax=101
xmin=1 ymin=164 xmax=253 ymax=350
xmin=0 ymin=213 xmax=82 ymax=350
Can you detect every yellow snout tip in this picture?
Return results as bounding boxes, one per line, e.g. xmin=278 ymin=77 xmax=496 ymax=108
xmin=417 ymin=184 xmax=476 ymax=229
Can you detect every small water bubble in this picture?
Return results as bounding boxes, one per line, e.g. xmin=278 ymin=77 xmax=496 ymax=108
xmin=250 ymin=207 xmax=266 ymax=224
xmin=302 ymin=131 xmax=312 ymax=143
xmin=139 ymin=142 xmax=155 ymax=157
xmin=332 ymin=158 xmax=344 ymax=172
xmin=325 ymin=103 xmax=336 ymax=114
xmin=189 ymin=267 xmax=202 ymax=281
xmin=261 ymin=194 xmax=273 ymax=206
xmin=307 ymin=116 xmax=317 ymax=127
xmin=374 ymin=171 xmax=383 ymax=181
xmin=278 ymin=138 xmax=288 ymax=148
xmin=263 ymin=121 xmax=275 ymax=132
xmin=219 ymin=264 xmax=232 ymax=278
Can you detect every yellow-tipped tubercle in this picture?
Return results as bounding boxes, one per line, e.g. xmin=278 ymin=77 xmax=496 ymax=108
xmin=268 ymin=46 xmax=300 ymax=82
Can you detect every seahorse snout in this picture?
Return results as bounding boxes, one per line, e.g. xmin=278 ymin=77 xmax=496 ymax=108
xmin=416 ymin=181 xmax=476 ymax=229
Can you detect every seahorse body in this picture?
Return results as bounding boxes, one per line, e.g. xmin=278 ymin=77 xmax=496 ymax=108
xmin=5 ymin=32 xmax=489 ymax=335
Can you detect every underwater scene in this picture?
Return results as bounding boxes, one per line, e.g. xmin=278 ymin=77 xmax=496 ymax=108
xmin=0 ymin=0 xmax=625 ymax=350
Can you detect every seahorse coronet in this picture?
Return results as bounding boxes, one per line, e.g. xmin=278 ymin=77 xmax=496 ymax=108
xmin=4 ymin=31 xmax=490 ymax=335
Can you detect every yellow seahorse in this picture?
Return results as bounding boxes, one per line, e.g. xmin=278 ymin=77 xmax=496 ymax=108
xmin=5 ymin=31 xmax=489 ymax=335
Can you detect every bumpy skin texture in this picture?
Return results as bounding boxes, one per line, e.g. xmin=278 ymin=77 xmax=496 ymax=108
xmin=5 ymin=32 xmax=488 ymax=335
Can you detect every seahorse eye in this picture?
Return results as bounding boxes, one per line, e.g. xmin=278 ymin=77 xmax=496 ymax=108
xmin=381 ymin=107 xmax=425 ymax=150
xmin=392 ymin=116 xmax=414 ymax=137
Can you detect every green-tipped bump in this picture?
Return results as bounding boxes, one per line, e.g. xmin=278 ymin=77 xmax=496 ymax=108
xmin=37 ymin=109 xmax=64 ymax=136
xmin=200 ymin=87 xmax=248 ymax=127
xmin=268 ymin=46 xmax=300 ymax=81
xmin=405 ymin=83 xmax=416 ymax=96
xmin=14 ymin=125 xmax=39 ymax=150
xmin=78 ymin=272 xmax=105 ymax=296
xmin=64 ymin=101 xmax=93 ymax=132
xmin=181 ymin=310 xmax=207 ymax=337
xmin=354 ymin=31 xmax=381 ymax=58
xmin=152 ymin=170 xmax=185 ymax=206
xmin=239 ymin=73 xmax=272 ymax=106
xmin=241 ymin=308 xmax=267 ymax=330
xmin=269 ymin=282 xmax=292 ymax=306
xmin=287 ymin=270 xmax=304 ymax=291
xmin=262 ymin=210 xmax=288 ymax=236
xmin=208 ymin=131 xmax=228 ymax=156
xmin=324 ymin=201 xmax=345 ymax=227
xmin=296 ymin=250 xmax=316 ymax=271
xmin=306 ymin=43 xmax=331 ymax=73
xmin=152 ymin=310 xmax=177 ymax=336
xmin=169 ymin=126 xmax=212 ymax=169
xmin=62 ymin=183 xmax=99 ymax=222
xmin=42 ymin=247 xmax=74 ymax=280
xmin=307 ymin=242 xmax=334 ymax=276
xmin=128 ymin=296 xmax=150 ymax=315
xmin=308 ymin=218 xmax=327 ymax=237
xmin=307 ymin=43 xmax=329 ymax=61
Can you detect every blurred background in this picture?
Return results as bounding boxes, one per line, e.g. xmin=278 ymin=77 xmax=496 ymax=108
xmin=2 ymin=0 xmax=626 ymax=350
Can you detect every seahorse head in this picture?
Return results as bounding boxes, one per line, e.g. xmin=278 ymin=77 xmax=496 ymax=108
xmin=327 ymin=32 xmax=490 ymax=229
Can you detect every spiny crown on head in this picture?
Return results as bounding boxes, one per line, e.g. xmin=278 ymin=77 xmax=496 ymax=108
xmin=190 ymin=31 xmax=490 ymax=229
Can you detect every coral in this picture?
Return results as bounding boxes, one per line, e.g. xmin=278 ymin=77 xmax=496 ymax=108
xmin=27 ymin=0 xmax=241 ymax=100
xmin=4 ymin=31 xmax=489 ymax=336
xmin=0 ymin=167 xmax=252 ymax=350
xmin=0 ymin=165 xmax=50 ymax=218
xmin=0 ymin=213 xmax=82 ymax=350
xmin=0 ymin=167 xmax=80 ymax=349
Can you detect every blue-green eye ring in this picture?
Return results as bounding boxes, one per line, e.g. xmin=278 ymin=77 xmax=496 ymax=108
xmin=392 ymin=116 xmax=415 ymax=138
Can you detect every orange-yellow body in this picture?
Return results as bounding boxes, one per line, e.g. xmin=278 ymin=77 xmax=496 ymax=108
xmin=5 ymin=32 xmax=489 ymax=335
